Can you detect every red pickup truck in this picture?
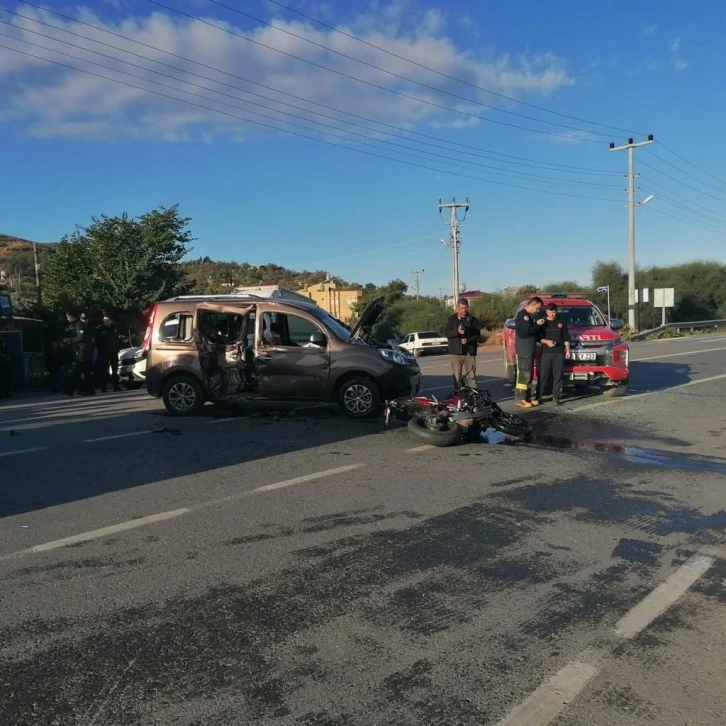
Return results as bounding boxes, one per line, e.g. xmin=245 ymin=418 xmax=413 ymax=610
xmin=503 ymin=293 xmax=630 ymax=397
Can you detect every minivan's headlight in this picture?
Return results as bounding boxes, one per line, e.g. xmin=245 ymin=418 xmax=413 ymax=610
xmin=379 ymin=348 xmax=408 ymax=366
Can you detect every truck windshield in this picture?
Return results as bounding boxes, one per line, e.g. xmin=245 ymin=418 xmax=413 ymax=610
xmin=309 ymin=307 xmax=352 ymax=341
xmin=555 ymin=305 xmax=607 ymax=327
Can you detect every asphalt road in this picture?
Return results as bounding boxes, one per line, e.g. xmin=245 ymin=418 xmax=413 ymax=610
xmin=1 ymin=335 xmax=725 ymax=725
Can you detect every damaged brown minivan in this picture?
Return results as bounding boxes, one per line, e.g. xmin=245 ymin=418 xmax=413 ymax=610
xmin=142 ymin=295 xmax=421 ymax=418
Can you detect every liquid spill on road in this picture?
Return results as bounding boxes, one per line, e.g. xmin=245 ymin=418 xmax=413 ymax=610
xmin=516 ymin=433 xmax=726 ymax=475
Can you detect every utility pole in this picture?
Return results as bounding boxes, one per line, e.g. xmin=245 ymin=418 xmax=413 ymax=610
xmin=32 ymin=241 xmax=42 ymax=306
xmin=609 ymin=135 xmax=654 ymax=331
xmin=438 ymin=197 xmax=470 ymax=305
xmin=410 ymin=269 xmax=424 ymax=300
xmin=436 ymin=286 xmax=444 ymax=301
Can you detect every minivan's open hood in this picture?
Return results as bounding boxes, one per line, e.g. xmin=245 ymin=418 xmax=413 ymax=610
xmin=349 ymin=297 xmax=385 ymax=341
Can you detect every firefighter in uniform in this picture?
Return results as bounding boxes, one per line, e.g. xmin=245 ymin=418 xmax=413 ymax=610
xmin=514 ymin=296 xmax=544 ymax=408
xmin=534 ymin=303 xmax=571 ymax=406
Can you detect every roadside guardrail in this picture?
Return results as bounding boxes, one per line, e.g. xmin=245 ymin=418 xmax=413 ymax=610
xmin=630 ymin=319 xmax=726 ymax=341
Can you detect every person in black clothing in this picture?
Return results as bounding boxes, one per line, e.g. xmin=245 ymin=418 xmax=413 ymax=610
xmin=534 ymin=303 xmax=571 ymax=406
xmin=444 ymin=298 xmax=481 ymax=387
xmin=94 ymin=313 xmax=121 ymax=392
xmin=514 ymin=296 xmax=545 ymax=408
xmin=64 ymin=310 xmax=94 ymax=396
xmin=0 ymin=340 xmax=12 ymax=398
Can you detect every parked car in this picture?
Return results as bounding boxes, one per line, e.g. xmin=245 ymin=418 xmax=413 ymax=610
xmin=502 ymin=293 xmax=629 ymax=396
xmin=143 ymin=295 xmax=421 ymax=417
xmin=117 ymin=346 xmax=146 ymax=389
xmin=399 ymin=331 xmax=448 ymax=357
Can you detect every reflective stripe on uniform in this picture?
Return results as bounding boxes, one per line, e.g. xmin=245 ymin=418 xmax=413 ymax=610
xmin=515 ymin=356 xmax=530 ymax=390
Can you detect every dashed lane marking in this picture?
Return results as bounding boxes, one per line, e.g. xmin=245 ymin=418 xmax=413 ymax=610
xmin=634 ymin=344 xmax=726 ymax=362
xmin=0 ymin=446 xmax=49 ymax=458
xmin=405 ymin=445 xmax=434 ymax=453
xmin=83 ymin=431 xmax=152 ymax=443
xmin=613 ymin=553 xmax=715 ymax=639
xmin=495 ymin=547 xmax=717 ymax=725
xmin=0 ymin=464 xmax=366 ymax=562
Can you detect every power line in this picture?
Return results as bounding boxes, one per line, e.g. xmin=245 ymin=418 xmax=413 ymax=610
xmin=644 ymin=147 xmax=726 ymax=195
xmin=11 ymin=2 xmax=620 ymax=176
xmin=648 ymin=206 xmax=726 ymax=236
xmin=639 ymin=176 xmax=726 ymax=226
xmin=205 ymin=0 xmax=620 ymax=139
xmin=0 ymin=42 xmax=624 ymax=203
xmin=0 ymin=28 xmax=623 ymax=189
xmin=656 ymin=140 xmax=726 ymax=187
xmin=148 ymin=0 xmax=607 ymax=144
xmin=639 ymin=158 xmax=726 ymax=204
xmin=260 ymin=0 xmax=641 ymax=136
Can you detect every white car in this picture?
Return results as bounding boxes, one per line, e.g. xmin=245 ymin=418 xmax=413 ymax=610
xmin=399 ymin=331 xmax=448 ymax=357
xmin=117 ymin=346 xmax=147 ymax=389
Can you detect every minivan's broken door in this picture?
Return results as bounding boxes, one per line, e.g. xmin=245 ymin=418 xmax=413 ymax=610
xmin=194 ymin=303 xmax=254 ymax=400
xmin=256 ymin=310 xmax=331 ymax=400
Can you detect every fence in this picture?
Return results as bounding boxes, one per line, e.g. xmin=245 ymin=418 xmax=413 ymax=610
xmin=630 ymin=319 xmax=726 ymax=342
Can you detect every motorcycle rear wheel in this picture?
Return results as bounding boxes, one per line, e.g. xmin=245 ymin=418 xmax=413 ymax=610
xmin=489 ymin=411 xmax=532 ymax=438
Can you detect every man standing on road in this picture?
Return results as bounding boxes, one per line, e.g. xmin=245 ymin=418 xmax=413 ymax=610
xmin=534 ymin=303 xmax=571 ymax=406
xmin=514 ymin=296 xmax=545 ymax=408
xmin=94 ymin=313 xmax=121 ymax=393
xmin=64 ymin=310 xmax=94 ymax=396
xmin=445 ymin=298 xmax=481 ymax=388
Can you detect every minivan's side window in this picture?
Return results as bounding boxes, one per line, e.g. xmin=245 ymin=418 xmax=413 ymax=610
xmin=261 ymin=312 xmax=323 ymax=347
xmin=159 ymin=313 xmax=193 ymax=343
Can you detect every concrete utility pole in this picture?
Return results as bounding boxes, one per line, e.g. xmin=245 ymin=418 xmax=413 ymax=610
xmin=410 ymin=269 xmax=424 ymax=300
xmin=609 ymin=135 xmax=654 ymax=330
xmin=438 ymin=197 xmax=470 ymax=305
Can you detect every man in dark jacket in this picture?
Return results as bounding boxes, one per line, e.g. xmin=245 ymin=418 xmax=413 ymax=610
xmin=534 ymin=303 xmax=571 ymax=405
xmin=0 ymin=339 xmax=12 ymax=398
xmin=64 ymin=310 xmax=94 ymax=395
xmin=514 ymin=296 xmax=545 ymax=408
xmin=94 ymin=313 xmax=121 ymax=392
xmin=444 ymin=298 xmax=481 ymax=388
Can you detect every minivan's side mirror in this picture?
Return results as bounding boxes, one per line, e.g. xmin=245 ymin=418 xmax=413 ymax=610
xmin=505 ymin=319 xmax=516 ymax=330
xmin=610 ymin=318 xmax=624 ymax=331
xmin=309 ymin=331 xmax=327 ymax=347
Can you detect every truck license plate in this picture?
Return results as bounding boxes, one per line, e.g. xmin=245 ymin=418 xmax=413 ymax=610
xmin=574 ymin=352 xmax=597 ymax=361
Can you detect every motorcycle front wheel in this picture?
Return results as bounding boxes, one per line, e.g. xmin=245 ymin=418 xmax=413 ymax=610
xmin=489 ymin=411 xmax=532 ymax=438
xmin=407 ymin=415 xmax=462 ymax=447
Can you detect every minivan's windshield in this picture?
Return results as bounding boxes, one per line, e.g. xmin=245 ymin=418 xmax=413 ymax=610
xmin=309 ymin=307 xmax=353 ymax=342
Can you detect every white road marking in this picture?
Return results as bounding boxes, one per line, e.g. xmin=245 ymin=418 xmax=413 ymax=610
xmin=613 ymin=553 xmax=715 ymax=639
xmin=0 ymin=465 xmax=366 ymax=561
xmin=83 ymin=431 xmax=152 ymax=443
xmin=250 ymin=465 xmax=363 ymax=494
xmin=634 ymin=345 xmax=726 ymax=362
xmin=572 ymin=372 xmax=726 ymax=413
xmin=0 ymin=446 xmax=49 ymax=458
xmin=0 ymin=509 xmax=191 ymax=562
xmin=207 ymin=416 xmax=240 ymax=424
xmin=495 ymin=658 xmax=600 ymax=726
xmin=498 ymin=547 xmax=717 ymax=725
xmin=405 ymin=444 xmax=434 ymax=453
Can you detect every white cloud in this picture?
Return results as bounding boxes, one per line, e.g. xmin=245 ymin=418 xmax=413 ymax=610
xmin=0 ymin=3 xmax=575 ymax=142
xmin=669 ymin=37 xmax=680 ymax=52
xmin=641 ymin=25 xmax=657 ymax=36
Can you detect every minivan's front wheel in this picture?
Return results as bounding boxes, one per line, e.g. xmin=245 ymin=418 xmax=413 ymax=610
xmin=163 ymin=375 xmax=205 ymax=416
xmin=338 ymin=377 xmax=380 ymax=418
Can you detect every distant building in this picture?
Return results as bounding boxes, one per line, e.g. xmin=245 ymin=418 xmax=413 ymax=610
xmin=298 ymin=280 xmax=364 ymax=323
xmin=444 ymin=290 xmax=488 ymax=308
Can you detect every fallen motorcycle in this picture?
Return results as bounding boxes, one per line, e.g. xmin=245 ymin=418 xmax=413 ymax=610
xmin=385 ymin=380 xmax=532 ymax=447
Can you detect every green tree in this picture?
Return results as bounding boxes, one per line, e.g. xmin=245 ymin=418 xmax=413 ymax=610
xmin=43 ymin=205 xmax=194 ymax=313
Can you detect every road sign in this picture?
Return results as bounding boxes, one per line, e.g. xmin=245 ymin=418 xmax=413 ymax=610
xmin=653 ymin=287 xmax=675 ymax=326
xmin=653 ymin=288 xmax=675 ymax=308
xmin=636 ymin=288 xmax=650 ymax=303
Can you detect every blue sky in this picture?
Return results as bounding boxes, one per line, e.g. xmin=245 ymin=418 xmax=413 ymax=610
xmin=1 ymin=0 xmax=724 ymax=296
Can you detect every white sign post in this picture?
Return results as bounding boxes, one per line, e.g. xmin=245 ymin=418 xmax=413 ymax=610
xmin=653 ymin=288 xmax=675 ymax=326
xmin=597 ymin=285 xmax=611 ymax=323
xmin=635 ymin=289 xmax=649 ymax=332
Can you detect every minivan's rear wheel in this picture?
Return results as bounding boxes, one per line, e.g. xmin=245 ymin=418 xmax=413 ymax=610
xmin=163 ymin=375 xmax=205 ymax=416
xmin=338 ymin=377 xmax=380 ymax=418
